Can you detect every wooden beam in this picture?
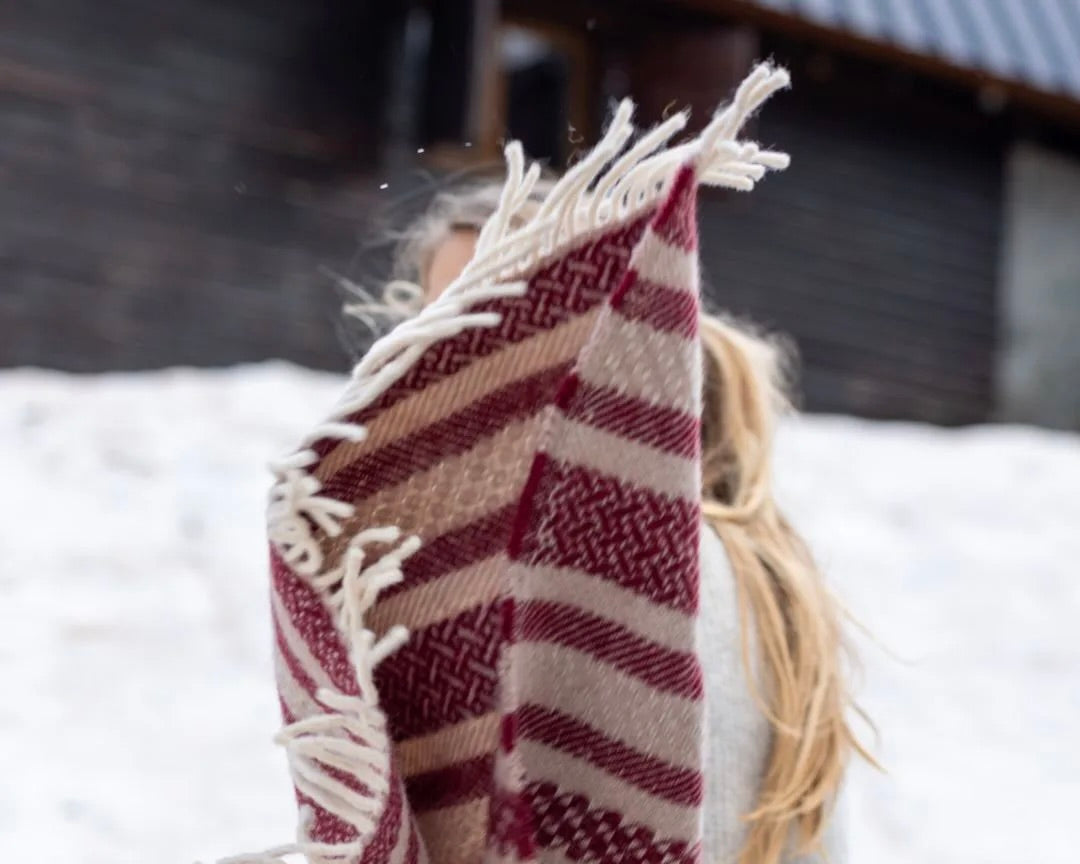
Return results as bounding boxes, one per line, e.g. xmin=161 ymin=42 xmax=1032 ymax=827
xmin=659 ymin=0 xmax=1080 ymax=132
xmin=422 ymin=0 xmax=499 ymax=148
xmin=626 ymin=24 xmax=759 ymax=132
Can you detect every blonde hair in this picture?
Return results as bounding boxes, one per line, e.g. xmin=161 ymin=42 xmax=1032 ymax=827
xmin=377 ymin=182 xmax=869 ymax=864
xmin=394 ymin=179 xmax=553 ymax=290
xmin=699 ymin=316 xmax=873 ymax=862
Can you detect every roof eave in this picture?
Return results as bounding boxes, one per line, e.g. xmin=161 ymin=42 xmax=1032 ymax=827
xmin=666 ymin=0 xmax=1080 ymax=132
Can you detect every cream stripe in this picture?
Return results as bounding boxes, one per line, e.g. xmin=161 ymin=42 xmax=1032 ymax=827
xmin=415 ymin=797 xmax=489 ymax=864
xmin=414 ymin=825 xmax=431 ymax=864
xmin=533 ymin=847 xmax=581 ymax=864
xmin=327 ymin=415 xmax=542 ymax=567
xmin=386 ymin=784 xmax=412 ymax=864
xmin=577 ymin=313 xmax=700 ymax=416
xmin=513 ymin=564 xmax=696 ymax=653
xmin=397 ymin=712 xmax=500 ymax=777
xmin=367 ymin=556 xmax=504 ymax=636
xmin=629 ymin=229 xmax=698 ymax=295
xmin=546 ymin=417 xmax=697 ymax=503
xmin=510 ymin=642 xmax=701 ymax=771
xmin=317 ymin=311 xmax=599 ymax=480
xmin=488 ymin=845 xmax=582 ymax=864
xmin=518 ymin=739 xmax=699 ymax=840
xmin=270 ymin=585 xmax=337 ymax=693
xmin=274 ymin=643 xmax=323 ymax=720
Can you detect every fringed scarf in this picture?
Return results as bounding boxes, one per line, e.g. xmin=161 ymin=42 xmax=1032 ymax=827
xmin=222 ymin=62 xmax=790 ymax=864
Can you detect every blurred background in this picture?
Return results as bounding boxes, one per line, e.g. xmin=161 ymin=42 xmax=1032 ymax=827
xmin=2 ymin=1 xmax=1079 ymax=863
xmin=6 ymin=0 xmax=1080 ymax=424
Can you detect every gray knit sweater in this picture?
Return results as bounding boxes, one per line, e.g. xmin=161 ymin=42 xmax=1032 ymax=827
xmin=700 ymin=527 xmax=846 ymax=864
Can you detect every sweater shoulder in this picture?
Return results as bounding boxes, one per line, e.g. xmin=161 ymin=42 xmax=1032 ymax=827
xmin=698 ymin=522 xmax=848 ymax=864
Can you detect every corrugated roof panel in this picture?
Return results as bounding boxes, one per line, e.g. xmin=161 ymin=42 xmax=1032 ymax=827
xmin=844 ymin=0 xmax=888 ymax=38
xmin=797 ymin=0 xmax=839 ymax=22
xmin=880 ymin=0 xmax=930 ymax=53
xmin=914 ymin=0 xmax=974 ymax=66
xmin=745 ymin=0 xmax=1080 ymax=102
xmin=947 ymin=0 xmax=1016 ymax=78
xmin=1031 ymin=0 xmax=1080 ymax=91
xmin=1000 ymin=0 xmax=1058 ymax=90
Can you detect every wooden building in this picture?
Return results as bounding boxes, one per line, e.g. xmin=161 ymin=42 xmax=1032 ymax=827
xmin=4 ymin=0 xmax=1080 ymax=425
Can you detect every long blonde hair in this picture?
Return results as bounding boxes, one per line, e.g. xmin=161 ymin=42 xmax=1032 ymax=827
xmin=368 ymin=180 xmax=868 ymax=864
xmin=699 ymin=315 xmax=872 ymax=862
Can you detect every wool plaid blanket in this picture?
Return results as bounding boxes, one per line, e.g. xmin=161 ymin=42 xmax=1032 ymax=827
xmin=223 ymin=63 xmax=790 ymax=864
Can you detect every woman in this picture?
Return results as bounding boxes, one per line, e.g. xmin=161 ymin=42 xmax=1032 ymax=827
xmin=350 ymin=181 xmax=869 ymax=864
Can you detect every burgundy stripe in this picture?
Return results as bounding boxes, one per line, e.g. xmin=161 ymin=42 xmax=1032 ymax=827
xmin=376 ymin=602 xmax=502 ymax=740
xmin=525 ymin=781 xmax=698 ymax=864
xmin=565 ymin=379 xmax=700 ymax=459
xmin=383 ymin=503 xmax=517 ymax=601
xmin=614 ymin=276 xmax=698 ymax=339
xmin=403 ymin=821 xmax=420 ymax=864
xmin=517 ymin=600 xmax=703 ymax=699
xmin=280 ymin=701 xmax=366 ymax=847
xmin=271 ymin=545 xmax=358 ymax=696
xmin=273 ymin=615 xmax=320 ymax=701
xmin=506 ymin=451 xmax=551 ymax=561
xmin=309 ymin=216 xmax=651 ymax=459
xmin=515 ymin=460 xmax=701 ymax=613
xmin=281 ymin=698 xmax=391 ymax=804
xmin=405 ymin=753 xmax=494 ymax=812
xmin=650 ymin=164 xmax=698 ymax=252
xmin=281 ymin=705 xmax=414 ymax=857
xmin=298 ymin=793 xmax=358 ymax=846
xmin=490 ymin=780 xmax=540 ymax=861
xmin=272 ymin=565 xmax=419 ymax=849
xmin=321 ymin=361 xmax=572 ymax=501
xmin=516 ymin=704 xmax=703 ymax=807
xmin=359 ymin=770 xmax=407 ymax=864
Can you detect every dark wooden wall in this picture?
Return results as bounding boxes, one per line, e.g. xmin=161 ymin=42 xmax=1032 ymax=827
xmin=2 ymin=1 xmax=1006 ymax=424
xmin=0 ymin=0 xmax=405 ymax=371
xmin=696 ymin=47 xmax=1005 ymax=424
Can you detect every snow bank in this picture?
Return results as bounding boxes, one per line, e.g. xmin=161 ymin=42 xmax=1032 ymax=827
xmin=2 ymin=365 xmax=1076 ymax=863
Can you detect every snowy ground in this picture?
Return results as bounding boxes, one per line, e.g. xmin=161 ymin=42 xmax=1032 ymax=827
xmin=1 ymin=364 xmax=1077 ymax=864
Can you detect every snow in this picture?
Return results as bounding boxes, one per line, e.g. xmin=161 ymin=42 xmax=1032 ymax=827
xmin=1 ymin=364 xmax=1077 ymax=864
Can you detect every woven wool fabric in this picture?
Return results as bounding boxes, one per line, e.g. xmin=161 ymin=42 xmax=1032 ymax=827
xmin=486 ymin=166 xmax=706 ymax=864
xmin=233 ymin=63 xmax=791 ymax=864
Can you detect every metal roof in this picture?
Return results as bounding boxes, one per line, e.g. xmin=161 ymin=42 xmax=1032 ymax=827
xmin=749 ymin=0 xmax=1080 ymax=103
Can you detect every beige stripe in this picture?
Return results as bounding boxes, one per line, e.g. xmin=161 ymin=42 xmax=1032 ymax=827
xmin=274 ymin=643 xmax=323 ymax=720
xmin=326 ymin=415 xmax=543 ymax=569
xmin=271 ymin=585 xmax=337 ymax=693
xmin=397 ymin=712 xmax=500 ymax=777
xmin=510 ymin=642 xmax=702 ymax=771
xmin=578 ymin=312 xmax=701 ymax=416
xmin=415 ymin=797 xmax=489 ymax=864
xmin=513 ymin=564 xmax=696 ymax=653
xmin=546 ymin=417 xmax=697 ymax=503
xmin=317 ymin=311 xmax=599 ymax=480
xmin=629 ymin=229 xmax=699 ymax=295
xmin=519 ymin=739 xmax=699 ymax=840
xmin=367 ymin=556 xmax=504 ymax=636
